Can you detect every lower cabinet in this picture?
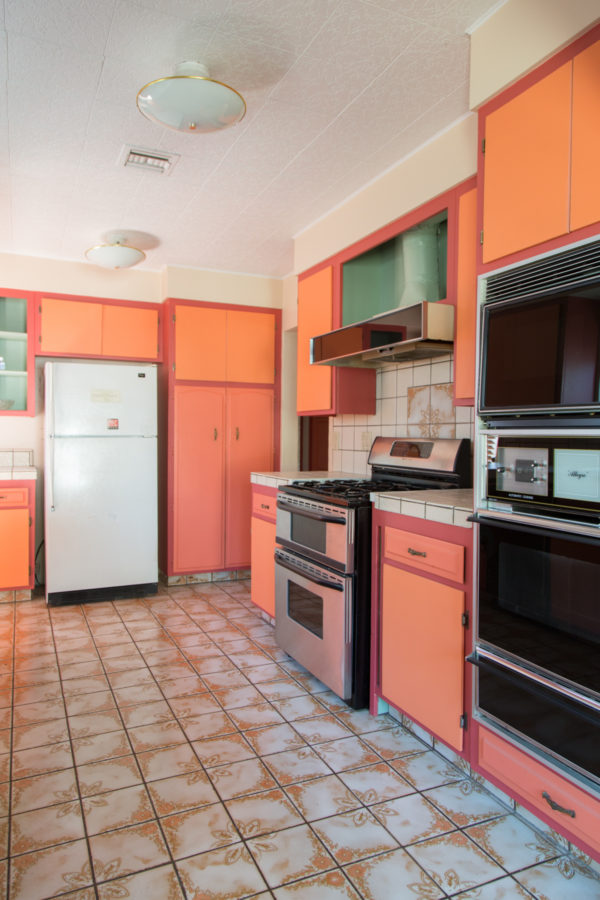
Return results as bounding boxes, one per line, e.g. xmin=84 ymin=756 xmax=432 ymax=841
xmin=171 ymin=385 xmax=274 ymax=574
xmin=250 ymin=487 xmax=277 ymax=617
xmin=0 ymin=483 xmax=34 ymax=590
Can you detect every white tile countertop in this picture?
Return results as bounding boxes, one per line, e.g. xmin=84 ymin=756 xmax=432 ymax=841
xmin=251 ymin=471 xmax=356 ymax=488
xmin=372 ymin=488 xmax=474 ymax=528
xmin=0 ymin=449 xmax=37 ymax=480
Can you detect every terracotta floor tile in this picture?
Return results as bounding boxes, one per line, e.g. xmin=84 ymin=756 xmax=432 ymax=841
xmin=244 ymin=722 xmax=307 ymax=756
xmin=136 ymin=742 xmax=203 ymax=782
xmin=225 ymin=788 xmax=303 ymax=838
xmin=181 ymin=710 xmax=238 ymax=742
xmin=314 ymin=736 xmax=381 ymax=773
xmin=119 ymin=700 xmax=175 ymax=728
xmin=159 ymin=674 xmax=207 ymax=698
xmin=161 ymin=802 xmax=239 ymax=859
xmin=371 ymin=793 xmax=456 ymax=846
xmin=168 ymin=692 xmax=222 ymax=718
xmin=212 ymin=684 xmax=265 ymax=709
xmin=407 ymin=830 xmax=506 ymax=894
xmin=71 ymin=729 xmax=132 ymax=766
xmin=291 ymin=714 xmax=354 ymax=745
xmin=12 ymin=741 xmax=74 ymax=779
xmin=77 ymin=754 xmax=142 ymax=796
xmin=12 ymin=682 xmax=63 ymax=706
xmin=67 ymin=709 xmax=124 ymax=739
xmin=112 ymin=682 xmax=165 ymax=707
xmin=285 ymin=775 xmax=361 ymax=822
xmin=452 ymin=876 xmax=537 ymax=898
xmin=206 ymin=757 xmax=278 ymax=800
xmin=344 ymin=847 xmax=444 ymax=900
xmin=273 ymin=869 xmax=363 ymax=899
xmin=177 ymin=843 xmax=268 ymax=898
xmin=246 ymin=823 xmax=336 ymax=888
xmin=263 ymin=746 xmax=333 ymax=785
xmin=64 ymin=690 xmax=116 ymax=717
xmin=465 ymin=813 xmax=562 ymax=871
xmin=11 ymin=768 xmax=79 ymax=814
xmin=390 ymin=748 xmax=463 ymax=790
xmin=12 ymin=698 xmax=66 ymax=728
xmin=226 ymin=701 xmax=286 ymax=731
xmin=271 ymin=695 xmax=328 ymax=721
xmin=243 ymin=663 xmax=289 ymax=684
xmin=11 ymin=799 xmax=85 ymax=855
xmin=12 ymin=718 xmax=70 ymax=752
xmin=338 ymin=762 xmax=415 ymax=804
xmin=90 ymin=820 xmax=170 ymax=882
xmin=106 ymin=667 xmax=156 ymax=690
xmin=147 ymin=770 xmax=220 ymax=817
xmin=9 ymin=838 xmax=93 ymax=900
xmin=312 ymin=808 xmax=399 ymax=865
xmin=82 ymin=783 xmax=155 ymax=835
xmin=192 ymin=731 xmax=256 ymax=767
xmin=361 ymin=725 xmax=429 ymax=760
xmin=127 ymin=719 xmax=187 ymax=752
xmin=97 ymin=863 xmax=185 ymax=900
xmin=424 ymin=779 xmax=508 ymax=827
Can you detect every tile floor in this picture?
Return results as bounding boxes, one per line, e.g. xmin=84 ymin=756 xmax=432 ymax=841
xmin=0 ymin=582 xmax=599 ymax=899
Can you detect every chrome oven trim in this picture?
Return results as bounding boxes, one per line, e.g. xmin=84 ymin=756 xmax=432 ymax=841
xmin=275 ymin=493 xmax=354 ymax=573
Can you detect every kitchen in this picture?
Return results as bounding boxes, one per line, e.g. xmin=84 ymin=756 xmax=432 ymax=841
xmin=1 ymin=1 xmax=600 ymax=897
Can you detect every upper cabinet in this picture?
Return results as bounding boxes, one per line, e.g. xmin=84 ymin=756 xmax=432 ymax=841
xmin=38 ymin=296 xmax=161 ymax=361
xmin=480 ymin=31 xmax=600 ymax=266
xmin=0 ymin=294 xmax=34 ymax=416
xmin=172 ymin=301 xmax=277 ymax=385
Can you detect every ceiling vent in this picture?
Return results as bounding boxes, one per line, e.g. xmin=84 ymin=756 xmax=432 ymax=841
xmin=119 ymin=146 xmax=180 ymax=175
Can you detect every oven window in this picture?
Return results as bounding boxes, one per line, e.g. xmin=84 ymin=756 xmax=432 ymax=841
xmin=291 ymin=513 xmax=326 ymax=554
xmin=479 ymin=521 xmax=600 ymax=695
xmin=288 ymin=582 xmax=323 ymax=639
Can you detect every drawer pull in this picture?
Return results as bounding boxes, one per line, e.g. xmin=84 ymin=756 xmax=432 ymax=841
xmin=542 ymin=791 xmax=575 ymax=818
xmin=408 ymin=547 xmax=427 ymax=558
xmin=261 ymin=503 xmax=270 ymax=510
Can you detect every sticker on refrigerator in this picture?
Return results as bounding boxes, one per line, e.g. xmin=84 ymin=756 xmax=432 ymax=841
xmin=91 ymin=390 xmax=121 ymax=404
xmin=107 ymin=418 xmax=119 ymax=430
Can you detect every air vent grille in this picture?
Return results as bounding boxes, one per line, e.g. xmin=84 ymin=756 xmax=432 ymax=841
xmin=485 ymin=238 xmax=600 ymax=304
xmin=120 ymin=146 xmax=180 ymax=175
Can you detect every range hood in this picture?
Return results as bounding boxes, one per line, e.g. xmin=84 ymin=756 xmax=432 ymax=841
xmin=311 ymin=301 xmax=454 ymax=367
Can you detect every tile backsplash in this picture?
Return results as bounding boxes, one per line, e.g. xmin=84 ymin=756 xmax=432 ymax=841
xmin=329 ymin=354 xmax=474 ymax=475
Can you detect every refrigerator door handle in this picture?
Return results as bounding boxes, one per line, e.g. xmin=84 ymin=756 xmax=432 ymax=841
xmin=46 ymin=363 xmax=56 ymax=512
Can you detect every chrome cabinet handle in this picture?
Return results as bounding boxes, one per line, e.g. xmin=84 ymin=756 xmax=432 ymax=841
xmin=408 ymin=547 xmax=427 ymax=558
xmin=542 ymin=792 xmax=575 ymax=818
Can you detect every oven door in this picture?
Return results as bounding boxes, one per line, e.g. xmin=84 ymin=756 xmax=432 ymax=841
xmin=274 ymin=547 xmax=353 ymax=701
xmin=276 ymin=493 xmax=353 ymax=572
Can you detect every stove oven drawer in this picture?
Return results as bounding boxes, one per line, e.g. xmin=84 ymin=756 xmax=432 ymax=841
xmin=384 ymin=526 xmax=464 ymax=582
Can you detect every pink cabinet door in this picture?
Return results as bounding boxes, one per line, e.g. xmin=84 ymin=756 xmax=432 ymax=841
xmin=173 ymin=385 xmax=225 ymax=572
xmin=225 ymin=388 xmax=274 ymax=568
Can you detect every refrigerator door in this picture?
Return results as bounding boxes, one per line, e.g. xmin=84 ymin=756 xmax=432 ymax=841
xmin=45 ymin=435 xmax=158 ymax=595
xmin=46 ymin=361 xmax=157 ymax=437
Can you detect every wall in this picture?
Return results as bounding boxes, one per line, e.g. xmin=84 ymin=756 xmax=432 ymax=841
xmin=329 ymin=353 xmax=473 ymax=474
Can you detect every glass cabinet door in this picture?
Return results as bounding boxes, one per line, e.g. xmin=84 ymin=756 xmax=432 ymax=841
xmin=0 ymin=296 xmax=30 ymax=413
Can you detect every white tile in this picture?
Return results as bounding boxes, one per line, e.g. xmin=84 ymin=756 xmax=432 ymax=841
xmin=397 ymin=499 xmax=426 ymax=519
xmin=396 ymin=367 xmax=414 ymax=396
xmin=380 ymin=398 xmax=396 ymax=426
xmin=425 ymin=504 xmax=454 ymax=525
xmin=431 ymin=361 xmax=451 ymax=384
xmin=380 ymin=369 xmax=397 ymax=399
xmin=453 ymin=509 xmax=473 ymax=529
xmin=413 ymin=363 xmax=432 ymax=387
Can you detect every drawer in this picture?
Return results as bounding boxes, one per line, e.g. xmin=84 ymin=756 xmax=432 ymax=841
xmin=0 ymin=487 xmax=28 ymax=508
xmin=384 ymin=526 xmax=464 ymax=582
xmin=478 ymin=726 xmax=600 ymax=856
xmin=252 ymin=490 xmax=277 ymax=522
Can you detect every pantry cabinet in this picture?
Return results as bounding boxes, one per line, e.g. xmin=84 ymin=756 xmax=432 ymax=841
xmin=0 ymin=483 xmax=34 ymax=590
xmin=37 ymin=296 xmax=160 ymax=360
xmin=480 ymin=31 xmax=600 ymax=265
xmin=0 ymin=293 xmax=34 ymax=416
xmin=250 ymin=486 xmax=277 ymax=617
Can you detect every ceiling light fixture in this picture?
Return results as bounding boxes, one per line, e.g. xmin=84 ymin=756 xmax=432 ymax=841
xmin=136 ymin=61 xmax=246 ymax=133
xmin=85 ymin=238 xmax=146 ymax=269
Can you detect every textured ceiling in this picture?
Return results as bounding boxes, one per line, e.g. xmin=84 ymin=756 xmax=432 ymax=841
xmin=0 ymin=0 xmax=502 ymax=278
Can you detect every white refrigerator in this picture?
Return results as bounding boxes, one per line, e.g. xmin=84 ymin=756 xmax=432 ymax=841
xmin=44 ymin=361 xmax=158 ymax=605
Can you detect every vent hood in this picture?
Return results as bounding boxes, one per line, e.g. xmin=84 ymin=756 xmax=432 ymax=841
xmin=311 ymin=301 xmax=454 ymax=367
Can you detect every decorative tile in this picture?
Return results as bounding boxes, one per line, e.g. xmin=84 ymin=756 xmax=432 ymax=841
xmin=332 ymin=708 xmax=393 ymax=735
xmin=312 ymin=808 xmax=399 ymax=864
xmin=192 ymin=732 xmax=256 ymax=767
xmin=263 ymin=746 xmax=332 ymax=785
xmin=77 ymin=755 xmax=142 ymax=797
xmin=291 ymin=715 xmax=353 ymax=745
xmin=112 ymin=682 xmax=165 ymax=707
xmin=465 ymin=814 xmax=561 ymax=871
xmin=82 ymin=783 xmax=154 ymax=835
xmin=285 ymin=775 xmax=360 ymax=822
xmin=126 ymin=719 xmax=187 ymax=753
xmin=514 ymin=856 xmax=600 ymax=899
xmin=119 ymin=700 xmax=175 ymax=728
xmin=226 ymin=702 xmax=286 ymax=731
xmin=12 ymin=742 xmax=74 ymax=779
xmin=454 ymin=876 xmax=540 ymax=898
xmin=338 ymin=762 xmax=414 ymax=804
xmin=212 ymin=684 xmax=265 ymax=709
xmin=67 ymin=709 xmax=123 ymax=739
xmin=200 ymin=669 xmax=251 ymax=690
xmin=390 ymin=749 xmax=463 ymax=790
xmin=159 ymin=674 xmax=207 ymax=698
xmin=257 ymin=678 xmax=309 ymax=701
xmin=226 ymin=788 xmax=303 ymax=838
xmin=9 ymin=839 xmax=93 ymax=899
xmin=246 ymin=823 xmax=335 ymax=888
xmin=314 ymin=736 xmax=381 ymax=772
xmin=371 ymin=793 xmax=455 ymax=845
xmin=71 ymin=730 xmax=132 ymax=766
xmin=90 ymin=821 xmax=170 ymax=882
xmin=168 ymin=693 xmax=222 ymax=718
xmin=12 ymin=719 xmax=70 ymax=751
xmin=407 ymin=830 xmax=505 ymax=894
xmin=147 ymin=771 xmax=220 ymax=817
xmin=161 ymin=802 xmax=239 ymax=859
xmin=11 ymin=769 xmax=78 ymax=814
xmin=177 ymin=844 xmax=268 ymax=898
xmin=424 ymin=780 xmax=507 ymax=827
xmin=345 ymin=847 xmax=444 ymax=900
xmin=13 ymin=699 xmax=66 ymax=728
xmin=136 ymin=743 xmax=203 ymax=782
xmin=64 ymin=690 xmax=116 ymax=717
xmin=361 ymin=725 xmax=427 ymax=759
xmin=272 ymin=695 xmax=328 ymax=721
xmin=10 ymin=800 xmax=84 ymax=855
xmin=206 ymin=758 xmax=277 ymax=800
xmin=273 ymin=869 xmax=362 ymax=898
xmin=244 ymin=723 xmax=307 ymax=756
xmin=181 ymin=710 xmax=237 ymax=741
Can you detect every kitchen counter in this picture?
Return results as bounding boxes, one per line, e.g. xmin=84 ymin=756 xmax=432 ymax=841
xmin=0 ymin=449 xmax=37 ymax=480
xmin=251 ymin=470 xmax=356 ymax=489
xmin=371 ymin=488 xmax=473 ymax=528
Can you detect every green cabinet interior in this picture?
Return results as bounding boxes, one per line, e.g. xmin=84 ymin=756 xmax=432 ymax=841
xmin=341 ymin=210 xmax=448 ymax=326
xmin=0 ymin=297 xmax=28 ymax=412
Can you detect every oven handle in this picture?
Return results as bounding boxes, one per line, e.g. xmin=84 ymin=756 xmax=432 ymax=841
xmin=467 ymin=649 xmax=600 ymax=714
xmin=469 ymin=511 xmax=600 ymax=541
xmin=277 ymin=498 xmax=347 ymax=525
xmin=275 ymin=554 xmax=344 ymax=592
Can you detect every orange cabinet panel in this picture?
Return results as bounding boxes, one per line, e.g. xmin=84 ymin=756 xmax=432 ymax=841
xmin=454 ymin=187 xmax=478 ymax=403
xmin=226 ymin=311 xmax=276 ymax=384
xmin=482 ymin=63 xmax=572 ymax=263
xmin=0 ymin=507 xmax=29 ymax=589
xmin=384 ymin=527 xmax=464 ymax=583
xmin=251 ymin=490 xmax=276 ymax=521
xmin=102 ymin=304 xmax=159 ymax=359
xmin=381 ymin=563 xmax=465 ymax=750
xmin=225 ymin=388 xmax=274 ymax=568
xmin=478 ymin=726 xmax=600 ymax=856
xmin=297 ymin=267 xmax=333 ymax=414
xmin=250 ymin=515 xmax=276 ymax=617
xmin=0 ymin=487 xmax=28 ymax=506
xmin=172 ymin=385 xmax=225 ymax=571
xmin=174 ymin=305 xmax=227 ymax=382
xmin=39 ymin=297 xmax=102 ymax=355
xmin=570 ymin=39 xmax=600 ymax=232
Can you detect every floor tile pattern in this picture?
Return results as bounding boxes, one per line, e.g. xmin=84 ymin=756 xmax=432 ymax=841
xmin=0 ymin=584 xmax=598 ymax=899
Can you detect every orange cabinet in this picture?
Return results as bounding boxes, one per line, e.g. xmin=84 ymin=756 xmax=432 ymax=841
xmin=173 ymin=303 xmax=276 ymax=384
xmin=481 ymin=33 xmax=600 ymax=265
xmin=0 ymin=482 xmax=34 ymax=590
xmin=0 ymin=293 xmax=35 ymax=416
xmin=170 ymin=385 xmax=274 ymax=575
xmin=454 ymin=187 xmax=478 ymax=404
xmin=250 ymin=487 xmax=277 ymax=617
xmin=38 ymin=296 xmax=160 ymax=360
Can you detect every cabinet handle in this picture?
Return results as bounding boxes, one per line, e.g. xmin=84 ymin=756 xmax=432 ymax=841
xmin=235 ymin=427 xmax=239 ymax=440
xmin=213 ymin=428 xmax=218 ymax=440
xmin=0 ymin=495 xmax=7 ymax=500
xmin=408 ymin=547 xmax=427 ymax=558
xmin=541 ymin=791 xmax=575 ymax=818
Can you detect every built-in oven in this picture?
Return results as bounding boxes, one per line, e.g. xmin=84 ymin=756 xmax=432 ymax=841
xmin=275 ymin=493 xmax=354 ymax=572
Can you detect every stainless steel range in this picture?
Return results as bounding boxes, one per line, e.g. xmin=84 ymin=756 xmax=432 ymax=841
xmin=275 ymin=436 xmax=472 ymax=708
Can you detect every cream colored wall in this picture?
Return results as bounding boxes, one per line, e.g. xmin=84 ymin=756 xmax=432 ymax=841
xmin=163 ymin=265 xmax=283 ymax=309
xmin=293 ymin=115 xmax=478 ymax=276
xmin=470 ymin=0 xmax=600 ymax=108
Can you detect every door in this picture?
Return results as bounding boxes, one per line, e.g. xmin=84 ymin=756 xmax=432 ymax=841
xmin=174 ymin=305 xmax=227 ymax=381
xmin=173 ymin=385 xmax=225 ymax=571
xmin=225 ymin=388 xmax=274 ymax=567
xmin=226 ymin=310 xmax=276 ymax=384
xmin=0 ymin=507 xmax=29 ymax=588
xmin=381 ymin=563 xmax=465 ymax=750
xmin=297 ymin=267 xmax=333 ymax=414
xmin=102 ymin=304 xmax=159 ymax=360
xmin=39 ymin=297 xmax=103 ymax=355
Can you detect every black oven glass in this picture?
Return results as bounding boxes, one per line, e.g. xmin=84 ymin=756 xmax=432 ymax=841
xmin=481 ymin=293 xmax=600 ymax=411
xmin=291 ymin=513 xmax=326 ymax=555
xmin=288 ymin=582 xmax=323 ymax=639
xmin=475 ymin=655 xmax=600 ymax=781
xmin=478 ymin=520 xmax=600 ymax=695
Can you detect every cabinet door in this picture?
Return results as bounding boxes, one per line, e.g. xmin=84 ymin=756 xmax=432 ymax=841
xmin=39 ymin=297 xmax=102 ymax=355
xmin=570 ymin=39 xmax=600 ymax=232
xmin=381 ymin=563 xmax=465 ymax=750
xmin=102 ymin=304 xmax=159 ymax=360
xmin=0 ymin=295 xmax=32 ymax=415
xmin=173 ymin=385 xmax=225 ymax=571
xmin=250 ymin=515 xmax=276 ymax=616
xmin=174 ymin=305 xmax=227 ymax=381
xmin=297 ymin=267 xmax=333 ymax=414
xmin=226 ymin=310 xmax=276 ymax=384
xmin=454 ymin=188 xmax=478 ymax=403
xmin=482 ymin=63 xmax=572 ymax=263
xmin=0 ymin=507 xmax=29 ymax=589
xmin=225 ymin=388 xmax=274 ymax=568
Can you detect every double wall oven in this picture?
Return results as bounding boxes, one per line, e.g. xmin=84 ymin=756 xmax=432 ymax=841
xmin=471 ymin=236 xmax=600 ymax=790
xmin=275 ymin=437 xmax=471 ymax=708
